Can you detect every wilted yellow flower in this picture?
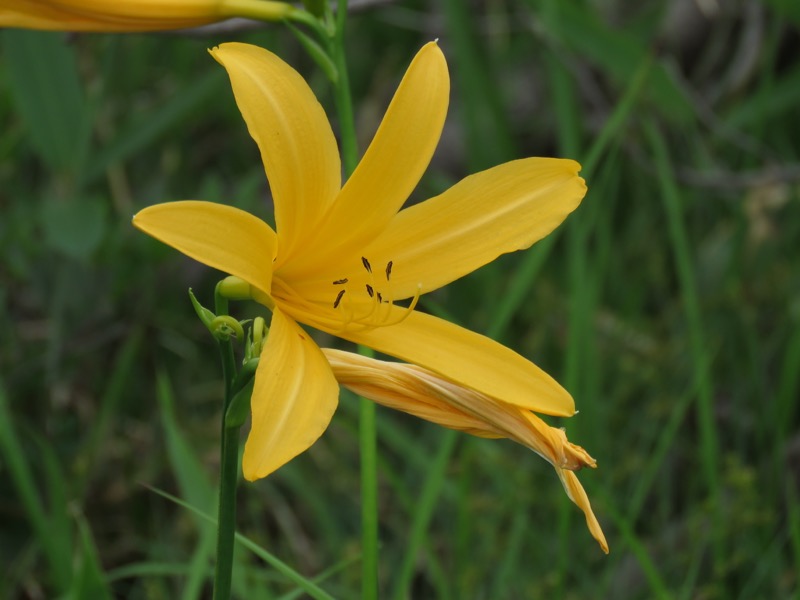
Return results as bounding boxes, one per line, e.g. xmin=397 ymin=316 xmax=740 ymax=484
xmin=0 ymin=0 xmax=294 ymax=32
xmin=134 ymin=42 xmax=586 ymax=482
xmin=324 ymin=348 xmax=608 ymax=553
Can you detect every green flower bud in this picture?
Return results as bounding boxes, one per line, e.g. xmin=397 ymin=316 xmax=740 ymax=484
xmin=217 ymin=275 xmax=253 ymax=301
xmin=210 ymin=315 xmax=245 ymax=341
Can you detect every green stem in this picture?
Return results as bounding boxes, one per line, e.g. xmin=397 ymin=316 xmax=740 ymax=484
xmin=359 ymin=382 xmax=379 ymax=599
xmin=330 ymin=0 xmax=358 ymax=173
xmin=645 ymin=121 xmax=721 ymax=570
xmin=212 ymin=291 xmax=242 ymax=600
xmin=327 ymin=2 xmax=378 ymax=596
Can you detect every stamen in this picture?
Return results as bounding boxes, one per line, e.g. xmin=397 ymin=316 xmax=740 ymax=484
xmin=333 ymin=289 xmax=346 ymax=308
xmin=361 ymin=256 xmax=372 ymax=273
xmin=337 ymin=283 xmax=422 ymax=333
xmin=383 ymin=283 xmax=421 ymax=326
xmin=275 ymin=257 xmax=418 ymax=335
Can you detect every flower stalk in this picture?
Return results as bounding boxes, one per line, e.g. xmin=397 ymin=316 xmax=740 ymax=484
xmin=212 ymin=286 xmax=242 ymax=600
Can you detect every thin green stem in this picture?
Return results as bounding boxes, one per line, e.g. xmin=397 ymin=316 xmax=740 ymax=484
xmin=358 ymin=380 xmax=379 ymax=600
xmin=212 ymin=291 xmax=242 ymax=600
xmin=330 ymin=0 xmax=358 ymax=173
xmin=645 ymin=120 xmax=721 ymax=568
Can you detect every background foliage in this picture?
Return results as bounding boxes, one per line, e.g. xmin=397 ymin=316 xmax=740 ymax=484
xmin=2 ymin=0 xmax=799 ymax=597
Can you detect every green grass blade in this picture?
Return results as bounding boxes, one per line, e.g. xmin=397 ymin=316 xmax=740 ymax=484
xmin=32 ymin=431 xmax=74 ymax=591
xmin=531 ymin=0 xmax=693 ymax=124
xmin=155 ymin=369 xmax=217 ymax=599
xmin=149 ymin=487 xmax=336 ymax=600
xmin=776 ymin=326 xmax=800 ymax=440
xmin=601 ymin=493 xmax=672 ymax=599
xmin=81 ymin=69 xmax=225 ymax=186
xmin=76 ymin=328 xmax=142 ymax=499
xmin=0 ymin=379 xmax=72 ymax=591
xmin=67 ymin=514 xmax=113 ymax=600
xmin=156 ymin=369 xmax=215 ymax=511
xmin=442 ymin=0 xmax=516 ymax=170
xmin=488 ymin=508 xmax=529 ymax=598
xmin=788 ymin=483 xmax=800 ymax=585
xmin=645 ymin=120 xmax=721 ymax=559
xmin=489 ymin=51 xmax=650 ymax=341
xmin=1 ymin=30 xmax=90 ymax=175
xmin=392 ymin=430 xmax=459 ymax=600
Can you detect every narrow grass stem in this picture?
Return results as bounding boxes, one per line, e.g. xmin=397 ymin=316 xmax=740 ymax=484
xmin=358 ymin=374 xmax=380 ymax=600
xmin=330 ymin=0 xmax=358 ymax=175
xmin=645 ymin=121 xmax=721 ymax=568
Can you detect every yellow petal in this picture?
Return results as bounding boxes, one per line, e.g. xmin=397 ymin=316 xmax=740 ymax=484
xmin=325 ymin=348 xmax=595 ymax=470
xmin=335 ymin=309 xmax=575 ymax=417
xmin=361 ymin=158 xmax=587 ymax=299
xmin=556 ymin=469 xmax=609 ymax=554
xmin=133 ymin=200 xmax=276 ymax=298
xmin=210 ymin=43 xmax=341 ymax=265
xmin=284 ymin=41 xmax=449 ymax=277
xmin=242 ymin=309 xmax=339 ymax=480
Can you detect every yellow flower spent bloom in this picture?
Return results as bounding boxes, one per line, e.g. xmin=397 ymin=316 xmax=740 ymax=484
xmin=133 ymin=41 xmax=587 ymax=482
xmin=0 ymin=0 xmax=294 ymax=32
xmin=324 ymin=348 xmax=608 ymax=553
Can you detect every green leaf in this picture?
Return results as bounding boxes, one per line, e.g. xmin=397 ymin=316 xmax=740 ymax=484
xmin=149 ymin=487 xmax=337 ymax=600
xmin=65 ymin=515 xmax=113 ymax=600
xmin=81 ymin=69 xmax=225 ymax=186
xmin=39 ymin=196 xmax=107 ymax=262
xmin=225 ymin=379 xmax=254 ymax=429
xmin=0 ymin=379 xmax=72 ymax=592
xmin=300 ymin=0 xmax=326 ymax=18
xmin=1 ymin=30 xmax=90 ymax=174
xmin=286 ymin=21 xmax=338 ymax=84
xmin=763 ymin=0 xmax=800 ymax=25
xmin=532 ymin=0 xmax=694 ymax=124
xmin=155 ymin=370 xmax=217 ymax=598
xmin=155 ymin=370 xmax=215 ymax=513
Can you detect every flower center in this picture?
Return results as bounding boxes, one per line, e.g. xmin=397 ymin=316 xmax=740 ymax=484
xmin=329 ymin=256 xmax=420 ymax=332
xmin=271 ymin=257 xmax=421 ymax=335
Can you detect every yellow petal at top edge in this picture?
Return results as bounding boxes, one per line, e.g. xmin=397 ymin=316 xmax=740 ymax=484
xmin=279 ymin=41 xmax=450 ymax=279
xmin=210 ymin=42 xmax=341 ymax=268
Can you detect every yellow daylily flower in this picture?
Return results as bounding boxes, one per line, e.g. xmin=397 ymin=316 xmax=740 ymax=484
xmin=133 ymin=41 xmax=587 ymax=482
xmin=324 ymin=348 xmax=608 ymax=553
xmin=0 ymin=0 xmax=294 ymax=32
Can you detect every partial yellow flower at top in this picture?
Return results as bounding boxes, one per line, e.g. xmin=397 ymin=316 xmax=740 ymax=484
xmin=0 ymin=0 xmax=294 ymax=32
xmin=133 ymin=42 xmax=587 ymax=483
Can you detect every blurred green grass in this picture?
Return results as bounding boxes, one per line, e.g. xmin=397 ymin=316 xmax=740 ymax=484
xmin=1 ymin=1 xmax=799 ymax=598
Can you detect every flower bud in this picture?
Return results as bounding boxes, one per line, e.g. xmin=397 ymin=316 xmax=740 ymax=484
xmin=217 ymin=275 xmax=252 ymax=301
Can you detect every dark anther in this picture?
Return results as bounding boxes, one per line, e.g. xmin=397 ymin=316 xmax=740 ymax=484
xmin=333 ymin=289 xmax=346 ymax=308
xmin=385 ymin=261 xmax=393 ymax=280
xmin=361 ymin=256 xmax=372 ymax=273
xmin=333 ymin=278 xmax=349 ymax=285
xmin=366 ymin=284 xmax=374 ymax=298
